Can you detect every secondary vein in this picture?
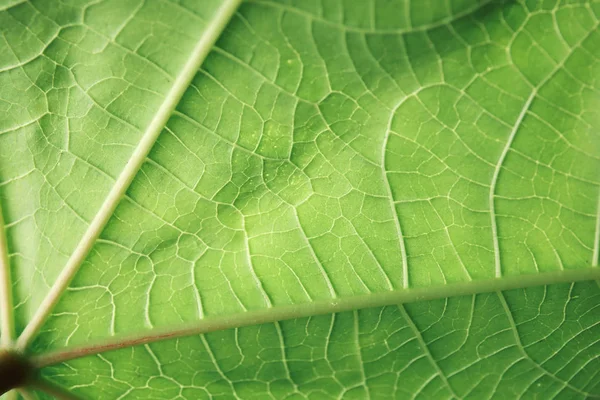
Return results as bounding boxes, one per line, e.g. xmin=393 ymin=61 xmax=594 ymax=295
xmin=383 ymin=100 xmax=410 ymax=289
xmin=490 ymin=23 xmax=599 ymax=278
xmin=489 ymin=91 xmax=535 ymax=279
xmin=15 ymin=0 xmax=243 ymax=351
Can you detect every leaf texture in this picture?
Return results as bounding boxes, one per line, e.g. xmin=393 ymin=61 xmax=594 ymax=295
xmin=0 ymin=0 xmax=599 ymax=398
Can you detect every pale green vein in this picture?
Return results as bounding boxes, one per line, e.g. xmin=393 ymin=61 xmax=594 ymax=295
xmin=292 ymin=208 xmax=338 ymax=298
xmin=0 ymin=202 xmax=14 ymax=346
xmin=490 ymin=91 xmax=535 ymax=278
xmin=398 ymin=305 xmax=458 ymax=398
xmin=15 ymin=0 xmax=243 ymax=351
xmin=497 ymin=291 xmax=595 ymax=397
xmin=0 ymin=1 xmax=26 ymax=13
xmin=383 ymin=102 xmax=409 ymax=289
xmin=352 ymin=310 xmax=368 ymax=395
xmin=200 ymin=335 xmax=240 ymax=398
xmin=491 ymin=23 xmax=599 ymax=278
xmin=32 ymin=268 xmax=600 ymax=368
xmin=242 ymin=215 xmax=272 ymax=308
xmin=274 ymin=321 xmax=297 ymax=392
xmin=346 ymin=217 xmax=394 ymax=291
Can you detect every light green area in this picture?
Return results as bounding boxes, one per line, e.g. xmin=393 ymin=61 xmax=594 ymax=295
xmin=0 ymin=0 xmax=226 ymax=332
xmin=33 ymin=0 xmax=600 ymax=345
xmin=0 ymin=0 xmax=599 ymax=398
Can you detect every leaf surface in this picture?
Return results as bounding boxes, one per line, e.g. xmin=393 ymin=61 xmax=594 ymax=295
xmin=0 ymin=0 xmax=599 ymax=398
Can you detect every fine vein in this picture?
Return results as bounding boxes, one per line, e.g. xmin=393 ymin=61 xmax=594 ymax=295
xmin=0 ymin=202 xmax=14 ymax=346
xmin=33 ymin=267 xmax=600 ymax=368
xmin=15 ymin=0 xmax=242 ymax=350
xmin=497 ymin=290 xmax=591 ymax=396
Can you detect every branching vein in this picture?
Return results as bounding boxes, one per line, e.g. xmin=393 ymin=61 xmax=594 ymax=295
xmin=490 ymin=23 xmax=599 ymax=278
xmin=15 ymin=0 xmax=243 ymax=351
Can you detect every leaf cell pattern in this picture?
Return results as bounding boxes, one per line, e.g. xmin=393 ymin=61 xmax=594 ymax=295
xmin=0 ymin=0 xmax=599 ymax=399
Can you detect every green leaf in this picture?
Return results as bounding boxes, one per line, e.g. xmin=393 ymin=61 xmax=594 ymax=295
xmin=0 ymin=0 xmax=599 ymax=398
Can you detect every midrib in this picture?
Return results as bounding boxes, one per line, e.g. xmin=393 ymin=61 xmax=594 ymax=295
xmin=15 ymin=0 xmax=243 ymax=351
xmin=34 ymin=267 xmax=600 ymax=368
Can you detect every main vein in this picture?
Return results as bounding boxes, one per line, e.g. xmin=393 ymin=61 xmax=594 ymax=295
xmin=15 ymin=0 xmax=242 ymax=351
xmin=0 ymin=202 xmax=14 ymax=346
xmin=33 ymin=268 xmax=600 ymax=367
